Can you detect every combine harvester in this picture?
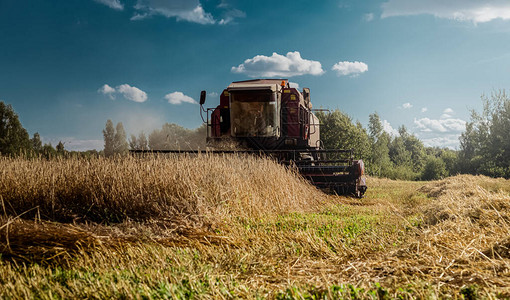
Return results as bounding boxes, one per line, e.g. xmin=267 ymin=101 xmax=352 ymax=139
xmin=137 ymin=79 xmax=367 ymax=197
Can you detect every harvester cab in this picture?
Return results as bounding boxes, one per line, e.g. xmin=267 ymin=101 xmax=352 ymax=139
xmin=200 ymin=79 xmax=367 ymax=197
xmin=201 ymin=79 xmax=320 ymax=151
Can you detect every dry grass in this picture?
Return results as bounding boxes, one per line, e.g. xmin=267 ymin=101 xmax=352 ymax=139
xmin=338 ymin=176 xmax=510 ymax=297
xmin=0 ymin=154 xmax=324 ymax=224
xmin=1 ymin=156 xmax=510 ymax=298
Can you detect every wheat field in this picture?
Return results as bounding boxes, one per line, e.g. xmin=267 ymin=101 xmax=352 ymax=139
xmin=1 ymin=154 xmax=510 ymax=298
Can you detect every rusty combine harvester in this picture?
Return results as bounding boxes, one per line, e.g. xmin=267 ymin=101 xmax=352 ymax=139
xmin=200 ymin=79 xmax=367 ymax=197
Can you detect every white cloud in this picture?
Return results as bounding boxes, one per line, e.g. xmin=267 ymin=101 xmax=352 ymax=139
xmin=289 ymin=82 xmax=300 ymax=89
xmin=331 ymin=61 xmax=368 ymax=77
xmin=99 ymin=84 xmax=148 ymax=102
xmin=98 ymin=84 xmax=116 ymax=99
xmin=133 ymin=0 xmax=215 ymax=24
xmin=363 ymin=13 xmax=374 ymax=22
xmin=231 ymin=51 xmax=324 ymax=77
xmin=410 ymin=109 xmax=466 ymax=149
xmin=421 ymin=107 xmax=428 ymax=113
xmin=381 ymin=0 xmax=510 ymax=23
xmin=442 ymin=118 xmax=466 ymax=131
xmin=165 ymin=92 xmax=197 ymax=105
xmin=402 ymin=102 xmax=413 ymax=109
xmin=94 ymin=0 xmax=124 ymax=10
xmin=440 ymin=108 xmax=455 ymax=119
xmin=208 ymin=92 xmax=219 ymax=98
xmin=382 ymin=119 xmax=399 ymax=136
xmin=413 ymin=114 xmax=467 ymax=149
xmin=414 ymin=117 xmax=466 ymax=133
xmin=177 ymin=5 xmax=215 ymax=24
xmin=116 ymin=84 xmax=148 ymax=103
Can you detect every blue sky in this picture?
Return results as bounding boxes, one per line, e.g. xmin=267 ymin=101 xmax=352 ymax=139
xmin=1 ymin=0 xmax=510 ymax=150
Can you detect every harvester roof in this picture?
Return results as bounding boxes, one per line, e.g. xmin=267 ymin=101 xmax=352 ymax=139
xmin=228 ymin=79 xmax=288 ymax=92
xmin=231 ymin=79 xmax=288 ymax=85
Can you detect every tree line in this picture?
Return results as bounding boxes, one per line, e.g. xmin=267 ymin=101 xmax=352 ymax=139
xmin=0 ymin=102 xmax=86 ymax=158
xmin=458 ymin=91 xmax=510 ymax=177
xmin=2 ymin=90 xmax=510 ymax=181
xmin=316 ymin=91 xmax=510 ymax=180
xmin=102 ymin=120 xmax=206 ymax=156
xmin=316 ymin=110 xmax=457 ymax=180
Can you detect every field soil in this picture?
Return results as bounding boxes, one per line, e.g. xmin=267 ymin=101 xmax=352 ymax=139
xmin=1 ymin=155 xmax=510 ymax=299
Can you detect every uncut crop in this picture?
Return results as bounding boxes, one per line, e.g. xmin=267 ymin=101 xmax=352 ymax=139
xmin=0 ymin=154 xmax=324 ymax=224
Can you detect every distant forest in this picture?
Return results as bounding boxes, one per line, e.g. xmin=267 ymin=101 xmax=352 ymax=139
xmin=1 ymin=91 xmax=509 ymax=181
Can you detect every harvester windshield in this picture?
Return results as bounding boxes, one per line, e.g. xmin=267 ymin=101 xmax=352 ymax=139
xmin=230 ymin=91 xmax=279 ymax=137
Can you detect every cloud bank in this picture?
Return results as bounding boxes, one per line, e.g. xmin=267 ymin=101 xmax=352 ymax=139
xmin=132 ymin=0 xmax=215 ymax=24
xmin=413 ymin=107 xmax=466 ymax=149
xmin=98 ymin=84 xmax=148 ymax=103
xmin=381 ymin=0 xmax=510 ymax=23
xmin=414 ymin=117 xmax=466 ymax=133
xmin=231 ymin=51 xmax=324 ymax=77
xmin=420 ymin=135 xmax=462 ymax=149
xmin=415 ymin=108 xmax=463 ymax=130
xmin=332 ymin=61 xmax=368 ymax=77
xmin=165 ymin=92 xmax=197 ymax=105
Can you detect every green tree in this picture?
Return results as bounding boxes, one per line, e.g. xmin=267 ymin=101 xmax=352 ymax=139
xmin=137 ymin=131 xmax=148 ymax=150
xmin=421 ymin=156 xmax=447 ymax=180
xmin=404 ymin=136 xmax=427 ymax=170
xmin=459 ymin=91 xmax=510 ymax=177
xmin=0 ymin=101 xmax=31 ymax=156
xmin=354 ymin=120 xmax=372 ymax=160
xmin=56 ymin=141 xmax=65 ymax=154
xmin=42 ymin=143 xmax=57 ymax=159
xmin=103 ymin=120 xmax=115 ymax=157
xmin=367 ymin=112 xmax=392 ymax=176
xmin=149 ymin=123 xmax=206 ymax=150
xmin=31 ymin=132 xmax=43 ymax=153
xmin=315 ymin=109 xmax=371 ymax=159
xmin=129 ymin=134 xmax=137 ymax=150
xmin=389 ymin=125 xmax=426 ymax=170
xmin=389 ymin=136 xmax=411 ymax=167
xmin=440 ymin=149 xmax=458 ymax=176
xmin=384 ymin=125 xmax=427 ymax=180
xmin=129 ymin=132 xmax=149 ymax=150
xmin=368 ymin=112 xmax=383 ymax=140
xmin=114 ymin=122 xmax=129 ymax=155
